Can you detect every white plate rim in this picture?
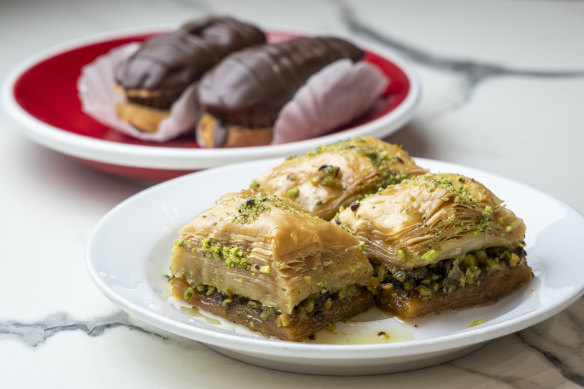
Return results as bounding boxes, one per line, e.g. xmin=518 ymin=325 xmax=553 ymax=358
xmin=2 ymin=25 xmax=421 ymax=170
xmin=86 ymin=156 xmax=584 ymax=360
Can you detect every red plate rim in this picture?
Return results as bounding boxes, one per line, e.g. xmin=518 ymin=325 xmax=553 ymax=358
xmin=3 ymin=27 xmax=420 ymax=180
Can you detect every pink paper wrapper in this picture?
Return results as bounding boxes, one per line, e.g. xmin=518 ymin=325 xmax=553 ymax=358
xmin=272 ymin=59 xmax=389 ymax=145
xmin=77 ymin=43 xmax=198 ymax=142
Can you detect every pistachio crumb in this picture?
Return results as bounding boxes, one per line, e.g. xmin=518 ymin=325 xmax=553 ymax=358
xmin=184 ymin=286 xmax=194 ymax=300
xmin=259 ymin=265 xmax=271 ymax=274
xmin=468 ymin=319 xmax=485 ymax=328
xmin=287 ymin=187 xmax=299 ymax=198
xmin=421 ymin=250 xmax=436 ymax=261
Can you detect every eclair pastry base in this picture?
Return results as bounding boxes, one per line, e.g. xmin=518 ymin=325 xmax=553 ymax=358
xmin=197 ymin=113 xmax=273 ymax=147
xmin=116 ymin=101 xmax=169 ymax=133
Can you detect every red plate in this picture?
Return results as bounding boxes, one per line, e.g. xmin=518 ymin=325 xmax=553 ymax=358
xmin=5 ymin=29 xmax=419 ymax=181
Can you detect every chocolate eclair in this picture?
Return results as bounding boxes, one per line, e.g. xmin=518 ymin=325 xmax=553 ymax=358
xmin=197 ymin=36 xmax=365 ymax=148
xmin=114 ymin=16 xmax=266 ymax=133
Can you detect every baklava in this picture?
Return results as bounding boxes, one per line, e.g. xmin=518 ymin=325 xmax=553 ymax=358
xmin=336 ymin=173 xmax=532 ymax=319
xmin=170 ymin=190 xmax=373 ymax=341
xmin=254 ymin=136 xmax=428 ymax=220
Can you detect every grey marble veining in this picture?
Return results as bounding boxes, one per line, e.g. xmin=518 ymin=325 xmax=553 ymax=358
xmin=0 ymin=311 xmax=167 ymax=347
xmin=337 ymin=1 xmax=584 ymax=109
xmin=517 ymin=298 xmax=584 ymax=386
xmin=1 ymin=1 xmax=583 ymax=387
xmin=2 ymin=302 xmax=582 ymax=387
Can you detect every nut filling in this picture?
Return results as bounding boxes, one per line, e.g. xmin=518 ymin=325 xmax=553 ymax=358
xmin=171 ymin=278 xmax=373 ymax=341
xmin=377 ymin=246 xmax=528 ymax=299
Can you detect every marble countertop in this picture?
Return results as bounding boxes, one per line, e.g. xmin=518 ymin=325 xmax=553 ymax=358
xmin=1 ymin=0 xmax=583 ymax=387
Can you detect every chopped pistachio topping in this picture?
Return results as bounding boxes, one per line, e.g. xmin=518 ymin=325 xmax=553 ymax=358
xmin=358 ymin=241 xmax=367 ymax=252
xmin=259 ymin=265 xmax=271 ymax=274
xmin=287 ymin=187 xmax=299 ymax=198
xmin=301 ymin=137 xmax=411 ymax=192
xmin=174 ymin=239 xmax=184 ymax=247
xmin=312 ymin=164 xmax=342 ymax=190
xmin=200 ymin=238 xmax=249 ymax=269
xmin=249 ymin=179 xmax=260 ymax=189
xmin=234 ymin=192 xmax=300 ymax=224
xmin=397 ymin=249 xmax=406 ymax=259
xmin=468 ymin=319 xmax=485 ymax=328
xmin=235 ymin=194 xmax=271 ymax=223
xmin=407 ymin=174 xmax=475 ymax=206
xmin=475 ymin=205 xmax=493 ymax=235
xmin=421 ymin=250 xmax=436 ymax=261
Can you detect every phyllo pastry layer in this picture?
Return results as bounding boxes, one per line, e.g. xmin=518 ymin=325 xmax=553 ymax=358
xmin=254 ymin=136 xmax=428 ymax=220
xmin=336 ymin=173 xmax=532 ymax=319
xmin=170 ymin=190 xmax=373 ymax=341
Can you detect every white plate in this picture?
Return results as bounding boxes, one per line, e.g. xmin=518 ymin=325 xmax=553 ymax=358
xmin=86 ymin=157 xmax=584 ymax=375
xmin=2 ymin=27 xmax=420 ymax=180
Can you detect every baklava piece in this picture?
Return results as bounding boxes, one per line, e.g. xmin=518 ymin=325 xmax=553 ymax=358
xmin=170 ymin=190 xmax=373 ymax=341
xmin=336 ymin=173 xmax=532 ymax=320
xmin=254 ymin=136 xmax=427 ymax=220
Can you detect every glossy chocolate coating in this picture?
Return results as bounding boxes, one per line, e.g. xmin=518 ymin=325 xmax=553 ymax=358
xmin=115 ymin=16 xmax=266 ymax=94
xmin=198 ymin=36 xmax=364 ymax=127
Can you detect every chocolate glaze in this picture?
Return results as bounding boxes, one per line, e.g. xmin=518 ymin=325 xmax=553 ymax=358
xmin=198 ymin=36 xmax=364 ymax=127
xmin=115 ymin=16 xmax=266 ymax=106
